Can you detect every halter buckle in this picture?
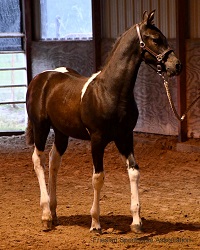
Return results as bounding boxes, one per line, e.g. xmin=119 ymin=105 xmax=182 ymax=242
xmin=140 ymin=41 xmax=145 ymax=48
xmin=156 ymin=54 xmax=163 ymax=62
xmin=157 ymin=64 xmax=162 ymax=72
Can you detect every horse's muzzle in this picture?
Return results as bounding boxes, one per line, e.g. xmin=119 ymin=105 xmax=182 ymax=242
xmin=166 ymin=59 xmax=182 ymax=77
xmin=175 ymin=61 xmax=182 ymax=74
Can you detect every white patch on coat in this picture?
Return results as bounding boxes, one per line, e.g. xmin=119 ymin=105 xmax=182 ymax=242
xmin=54 ymin=67 xmax=69 ymax=73
xmin=90 ymin=171 xmax=105 ymax=231
xmin=81 ymin=71 xmax=101 ymax=101
xmin=42 ymin=67 xmax=69 ymax=74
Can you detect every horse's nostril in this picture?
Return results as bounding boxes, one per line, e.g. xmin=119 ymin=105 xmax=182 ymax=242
xmin=176 ymin=62 xmax=182 ymax=72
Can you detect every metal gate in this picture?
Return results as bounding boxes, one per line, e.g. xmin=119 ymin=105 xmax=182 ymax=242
xmin=0 ymin=0 xmax=27 ymax=134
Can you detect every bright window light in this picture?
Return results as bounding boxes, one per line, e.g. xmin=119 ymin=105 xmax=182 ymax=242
xmin=40 ymin=0 xmax=93 ymax=40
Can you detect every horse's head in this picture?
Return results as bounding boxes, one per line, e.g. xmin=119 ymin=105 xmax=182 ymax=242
xmin=137 ymin=10 xmax=181 ymax=77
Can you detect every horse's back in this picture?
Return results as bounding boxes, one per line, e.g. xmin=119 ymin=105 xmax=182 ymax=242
xmin=27 ymin=70 xmax=86 ymax=111
xmin=26 ymin=70 xmax=90 ymax=139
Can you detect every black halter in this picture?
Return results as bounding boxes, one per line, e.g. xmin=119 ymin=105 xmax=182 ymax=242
xmin=136 ymin=24 xmax=174 ymax=73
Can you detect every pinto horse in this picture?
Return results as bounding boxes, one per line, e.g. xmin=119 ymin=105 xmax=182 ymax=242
xmin=26 ymin=10 xmax=181 ymax=233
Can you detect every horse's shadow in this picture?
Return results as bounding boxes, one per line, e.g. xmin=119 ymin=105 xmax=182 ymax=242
xmin=57 ymin=214 xmax=199 ymax=237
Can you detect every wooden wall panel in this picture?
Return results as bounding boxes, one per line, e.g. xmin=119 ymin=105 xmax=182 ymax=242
xmin=101 ymin=0 xmax=200 ymax=39
xmin=186 ymin=40 xmax=200 ymax=138
xmin=134 ymin=63 xmax=178 ymax=135
xmin=101 ymin=0 xmax=111 ymax=38
xmin=31 ymin=41 xmax=94 ymax=77
xmin=110 ymin=0 xmax=118 ymax=38
xmin=101 ymin=0 xmax=176 ymax=39
xmin=125 ymin=0 xmax=134 ymax=28
xmin=117 ymin=0 xmax=126 ymax=35
xmin=189 ymin=0 xmax=200 ymax=38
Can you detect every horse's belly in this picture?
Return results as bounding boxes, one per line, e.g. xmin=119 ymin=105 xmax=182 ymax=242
xmin=49 ymin=111 xmax=90 ymax=140
xmin=60 ymin=125 xmax=90 ymax=140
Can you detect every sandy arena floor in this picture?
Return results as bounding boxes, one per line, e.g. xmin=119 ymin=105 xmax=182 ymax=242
xmin=0 ymin=133 xmax=199 ymax=250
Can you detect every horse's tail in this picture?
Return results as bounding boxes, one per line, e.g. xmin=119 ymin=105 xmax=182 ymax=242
xmin=25 ymin=119 xmax=34 ymax=146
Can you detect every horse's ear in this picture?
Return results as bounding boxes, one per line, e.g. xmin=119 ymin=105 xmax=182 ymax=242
xmin=143 ymin=11 xmax=148 ymax=21
xmin=143 ymin=10 xmax=156 ymax=25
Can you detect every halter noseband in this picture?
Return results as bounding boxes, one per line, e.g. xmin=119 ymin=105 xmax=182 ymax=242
xmin=136 ymin=24 xmax=173 ymax=73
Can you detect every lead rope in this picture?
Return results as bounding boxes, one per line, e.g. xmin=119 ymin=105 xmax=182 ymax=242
xmin=158 ymin=72 xmax=200 ymax=121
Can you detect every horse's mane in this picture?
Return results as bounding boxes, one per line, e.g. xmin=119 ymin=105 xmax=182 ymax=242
xmin=102 ymin=21 xmax=163 ymax=70
xmin=102 ymin=25 xmax=137 ymax=69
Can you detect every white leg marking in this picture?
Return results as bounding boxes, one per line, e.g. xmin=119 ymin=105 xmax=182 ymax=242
xmin=127 ymin=160 xmax=142 ymax=229
xmin=81 ymin=71 xmax=101 ymax=101
xmin=48 ymin=143 xmax=62 ymax=223
xmin=90 ymin=171 xmax=105 ymax=231
xmin=32 ymin=147 xmax=51 ymax=223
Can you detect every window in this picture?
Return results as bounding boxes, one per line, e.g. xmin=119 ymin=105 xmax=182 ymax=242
xmin=0 ymin=0 xmax=27 ymax=133
xmin=39 ymin=0 xmax=92 ymax=40
xmin=0 ymin=0 xmax=23 ymax=50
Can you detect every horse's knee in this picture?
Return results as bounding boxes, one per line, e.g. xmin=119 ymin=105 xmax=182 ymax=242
xmin=32 ymin=147 xmax=45 ymax=170
xmin=92 ymin=171 xmax=105 ymax=190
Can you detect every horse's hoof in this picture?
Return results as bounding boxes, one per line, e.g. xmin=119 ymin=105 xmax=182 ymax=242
xmin=52 ymin=216 xmax=58 ymax=226
xmin=90 ymin=228 xmax=102 ymax=235
xmin=42 ymin=220 xmax=52 ymax=231
xmin=130 ymin=224 xmax=143 ymax=234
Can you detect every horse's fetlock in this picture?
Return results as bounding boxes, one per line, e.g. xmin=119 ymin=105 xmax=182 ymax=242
xmin=90 ymin=207 xmax=99 ymax=219
xmin=130 ymin=204 xmax=140 ymax=214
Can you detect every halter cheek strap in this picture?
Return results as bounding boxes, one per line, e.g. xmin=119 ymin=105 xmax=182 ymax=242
xmin=136 ymin=24 xmax=174 ymax=73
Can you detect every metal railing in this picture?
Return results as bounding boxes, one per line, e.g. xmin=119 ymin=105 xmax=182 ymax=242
xmin=0 ymin=32 xmax=27 ymax=106
xmin=0 ymin=32 xmax=25 ymax=38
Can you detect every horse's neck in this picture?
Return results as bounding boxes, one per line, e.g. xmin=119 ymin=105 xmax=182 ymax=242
xmin=100 ymin=26 xmax=142 ymax=94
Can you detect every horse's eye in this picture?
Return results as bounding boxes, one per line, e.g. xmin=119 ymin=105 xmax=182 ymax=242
xmin=153 ymin=38 xmax=159 ymax=45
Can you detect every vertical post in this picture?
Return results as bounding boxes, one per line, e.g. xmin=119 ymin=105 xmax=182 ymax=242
xmin=92 ymin=0 xmax=102 ymax=72
xmin=176 ymin=0 xmax=187 ymax=142
xmin=11 ymin=55 xmax=16 ymax=108
xmin=22 ymin=0 xmax=32 ymax=84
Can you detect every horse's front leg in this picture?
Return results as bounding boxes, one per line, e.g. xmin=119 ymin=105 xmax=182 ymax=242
xmin=90 ymin=171 xmax=105 ymax=232
xmin=48 ymin=143 xmax=62 ymax=226
xmin=90 ymin=136 xmax=106 ymax=232
xmin=115 ymin=136 xmax=142 ymax=233
xmin=127 ymin=153 xmax=142 ymax=233
xmin=32 ymin=147 xmax=52 ymax=231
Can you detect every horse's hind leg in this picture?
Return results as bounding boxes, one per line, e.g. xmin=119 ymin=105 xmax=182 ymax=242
xmin=48 ymin=129 xmax=69 ymax=226
xmin=32 ymin=123 xmax=51 ymax=230
xmin=33 ymin=147 xmax=52 ymax=230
